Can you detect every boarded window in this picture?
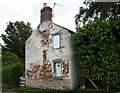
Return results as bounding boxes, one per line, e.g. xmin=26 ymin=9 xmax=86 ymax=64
xmin=53 ymin=35 xmax=60 ymax=48
xmin=55 ymin=63 xmax=62 ymax=77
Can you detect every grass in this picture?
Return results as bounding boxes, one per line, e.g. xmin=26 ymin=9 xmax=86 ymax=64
xmin=17 ymin=86 xmax=119 ymax=93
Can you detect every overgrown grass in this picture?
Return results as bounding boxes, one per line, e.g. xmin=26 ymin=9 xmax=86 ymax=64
xmin=17 ymin=86 xmax=119 ymax=93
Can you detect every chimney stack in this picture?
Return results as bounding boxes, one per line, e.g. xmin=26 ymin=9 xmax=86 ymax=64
xmin=40 ymin=3 xmax=52 ymax=23
xmin=43 ymin=3 xmax=47 ymax=8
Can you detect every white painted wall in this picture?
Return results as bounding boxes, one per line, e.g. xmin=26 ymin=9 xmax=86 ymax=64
xmin=68 ymin=35 xmax=80 ymax=89
xmin=25 ymin=21 xmax=79 ymax=89
xmin=25 ymin=29 xmax=43 ymax=70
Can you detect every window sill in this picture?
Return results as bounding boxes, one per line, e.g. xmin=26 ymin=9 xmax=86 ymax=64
xmin=53 ymin=76 xmax=63 ymax=80
xmin=53 ymin=47 xmax=61 ymax=49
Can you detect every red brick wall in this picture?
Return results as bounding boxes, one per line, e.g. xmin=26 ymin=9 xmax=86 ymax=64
xmin=40 ymin=7 xmax=52 ymax=22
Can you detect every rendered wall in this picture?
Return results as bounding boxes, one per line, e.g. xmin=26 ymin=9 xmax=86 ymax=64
xmin=25 ymin=21 xmax=78 ymax=89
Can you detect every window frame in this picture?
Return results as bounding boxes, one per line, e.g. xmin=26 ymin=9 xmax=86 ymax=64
xmin=53 ymin=59 xmax=63 ymax=79
xmin=53 ymin=34 xmax=61 ymax=49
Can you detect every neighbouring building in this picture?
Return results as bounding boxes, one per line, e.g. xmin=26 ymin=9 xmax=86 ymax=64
xmin=25 ymin=3 xmax=80 ymax=89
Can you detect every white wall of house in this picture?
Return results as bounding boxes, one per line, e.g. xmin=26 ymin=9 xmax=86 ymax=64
xmin=25 ymin=29 xmax=43 ymax=70
xmin=25 ymin=21 xmax=79 ymax=89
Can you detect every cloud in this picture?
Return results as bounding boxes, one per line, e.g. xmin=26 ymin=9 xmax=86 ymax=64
xmin=0 ymin=0 xmax=84 ymax=44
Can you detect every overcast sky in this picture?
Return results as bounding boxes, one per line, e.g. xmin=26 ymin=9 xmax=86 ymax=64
xmin=0 ymin=0 xmax=84 ymax=45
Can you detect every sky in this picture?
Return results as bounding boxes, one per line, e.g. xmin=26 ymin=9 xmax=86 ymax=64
xmin=0 ymin=0 xmax=84 ymax=45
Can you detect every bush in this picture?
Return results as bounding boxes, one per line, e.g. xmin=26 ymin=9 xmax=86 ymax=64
xmin=10 ymin=62 xmax=24 ymax=86
xmin=2 ymin=62 xmax=24 ymax=91
xmin=2 ymin=52 xmax=24 ymax=91
xmin=2 ymin=51 xmax=21 ymax=66
xmin=2 ymin=65 xmax=13 ymax=84
xmin=72 ymin=17 xmax=120 ymax=89
xmin=2 ymin=62 xmax=24 ymax=85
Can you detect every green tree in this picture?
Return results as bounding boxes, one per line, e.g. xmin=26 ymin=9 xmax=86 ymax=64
xmin=2 ymin=21 xmax=32 ymax=61
xmin=2 ymin=51 xmax=21 ymax=66
xmin=72 ymin=17 xmax=120 ymax=89
xmin=75 ymin=1 xmax=120 ymax=26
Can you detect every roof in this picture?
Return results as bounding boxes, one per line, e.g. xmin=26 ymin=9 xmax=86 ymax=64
xmin=37 ymin=21 xmax=75 ymax=34
xmin=52 ymin=22 xmax=74 ymax=34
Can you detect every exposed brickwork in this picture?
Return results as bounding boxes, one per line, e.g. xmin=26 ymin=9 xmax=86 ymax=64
xmin=43 ymin=50 xmax=47 ymax=65
xmin=37 ymin=30 xmax=52 ymax=48
xmin=26 ymin=63 xmax=52 ymax=80
xmin=62 ymin=60 xmax=69 ymax=79
xmin=26 ymin=60 xmax=69 ymax=79
xmin=26 ymin=60 xmax=70 ymax=89
xmin=48 ymin=23 xmax=55 ymax=30
xmin=40 ymin=6 xmax=52 ymax=22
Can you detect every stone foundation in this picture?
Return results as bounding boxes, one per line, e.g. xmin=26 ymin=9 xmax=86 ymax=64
xmin=26 ymin=79 xmax=71 ymax=90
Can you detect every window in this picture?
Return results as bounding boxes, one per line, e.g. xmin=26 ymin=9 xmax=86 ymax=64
xmin=53 ymin=59 xmax=62 ymax=79
xmin=53 ymin=35 xmax=60 ymax=48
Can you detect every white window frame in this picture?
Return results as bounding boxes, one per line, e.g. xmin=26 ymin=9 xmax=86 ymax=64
xmin=53 ymin=35 xmax=60 ymax=49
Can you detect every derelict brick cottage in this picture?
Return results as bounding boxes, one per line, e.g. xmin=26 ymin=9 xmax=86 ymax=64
xmin=25 ymin=3 xmax=79 ymax=89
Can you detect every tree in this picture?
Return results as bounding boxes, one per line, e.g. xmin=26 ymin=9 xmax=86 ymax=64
xmin=2 ymin=51 xmax=21 ymax=66
xmin=75 ymin=1 xmax=120 ymax=26
xmin=2 ymin=21 xmax=32 ymax=61
xmin=72 ymin=17 xmax=120 ymax=89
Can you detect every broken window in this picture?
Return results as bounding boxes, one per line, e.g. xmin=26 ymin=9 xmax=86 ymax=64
xmin=53 ymin=35 xmax=60 ymax=48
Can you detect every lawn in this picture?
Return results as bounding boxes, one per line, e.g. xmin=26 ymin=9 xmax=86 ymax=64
xmin=17 ymin=87 xmax=118 ymax=93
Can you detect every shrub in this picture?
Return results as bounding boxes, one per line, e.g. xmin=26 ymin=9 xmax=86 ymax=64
xmin=2 ymin=65 xmax=13 ymax=84
xmin=2 ymin=52 xmax=24 ymax=91
xmin=10 ymin=62 xmax=24 ymax=86
xmin=72 ymin=17 xmax=120 ymax=89
xmin=2 ymin=51 xmax=21 ymax=66
xmin=2 ymin=62 xmax=24 ymax=90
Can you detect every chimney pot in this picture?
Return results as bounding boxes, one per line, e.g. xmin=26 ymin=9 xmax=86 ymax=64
xmin=43 ymin=3 xmax=47 ymax=7
xmin=40 ymin=3 xmax=52 ymax=23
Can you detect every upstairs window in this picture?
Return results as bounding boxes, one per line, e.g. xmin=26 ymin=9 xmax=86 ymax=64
xmin=53 ymin=35 xmax=60 ymax=48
